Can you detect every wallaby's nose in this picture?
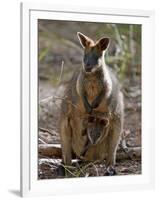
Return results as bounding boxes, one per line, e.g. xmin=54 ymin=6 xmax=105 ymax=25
xmin=85 ymin=62 xmax=92 ymax=72
xmin=85 ymin=62 xmax=91 ymax=67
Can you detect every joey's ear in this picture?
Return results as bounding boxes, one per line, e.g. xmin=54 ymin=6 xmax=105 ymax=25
xmin=77 ymin=32 xmax=94 ymax=48
xmin=100 ymin=118 xmax=109 ymax=127
xmin=96 ymin=37 xmax=110 ymax=51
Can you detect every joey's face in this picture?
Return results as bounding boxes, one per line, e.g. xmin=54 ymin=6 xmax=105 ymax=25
xmin=77 ymin=32 xmax=109 ymax=73
xmin=86 ymin=116 xmax=109 ymax=145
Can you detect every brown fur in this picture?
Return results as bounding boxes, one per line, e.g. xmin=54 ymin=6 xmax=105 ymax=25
xmin=59 ymin=33 xmax=124 ymax=173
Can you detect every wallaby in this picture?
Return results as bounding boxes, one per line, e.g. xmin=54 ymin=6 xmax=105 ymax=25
xmin=59 ymin=32 xmax=124 ymax=176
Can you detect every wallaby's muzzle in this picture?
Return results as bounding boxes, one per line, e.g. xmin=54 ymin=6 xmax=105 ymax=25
xmin=84 ymin=64 xmax=94 ymax=72
xmin=85 ymin=66 xmax=92 ymax=72
xmin=83 ymin=52 xmax=99 ymax=72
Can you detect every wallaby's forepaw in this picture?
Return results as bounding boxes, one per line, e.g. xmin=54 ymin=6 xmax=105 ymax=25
xmin=104 ymin=166 xmax=117 ymax=176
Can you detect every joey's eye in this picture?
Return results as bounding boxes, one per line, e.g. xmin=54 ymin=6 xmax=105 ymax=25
xmin=96 ymin=132 xmax=100 ymax=137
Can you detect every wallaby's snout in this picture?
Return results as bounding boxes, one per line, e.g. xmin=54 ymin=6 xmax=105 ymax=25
xmin=77 ymin=32 xmax=110 ymax=73
xmin=83 ymin=48 xmax=99 ymax=72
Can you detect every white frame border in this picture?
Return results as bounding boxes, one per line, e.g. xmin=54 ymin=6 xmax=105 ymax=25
xmin=20 ymin=2 xmax=155 ymax=197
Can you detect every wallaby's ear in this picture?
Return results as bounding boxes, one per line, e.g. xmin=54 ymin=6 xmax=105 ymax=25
xmin=96 ymin=37 xmax=110 ymax=51
xmin=77 ymin=32 xmax=94 ymax=48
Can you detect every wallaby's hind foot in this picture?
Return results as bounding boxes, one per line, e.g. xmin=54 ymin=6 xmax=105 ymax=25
xmin=104 ymin=166 xmax=117 ymax=176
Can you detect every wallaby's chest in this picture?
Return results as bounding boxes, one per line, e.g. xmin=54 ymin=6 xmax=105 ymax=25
xmin=84 ymin=77 xmax=101 ymax=100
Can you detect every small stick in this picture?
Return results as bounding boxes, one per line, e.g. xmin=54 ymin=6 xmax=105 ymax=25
xmin=39 ymin=127 xmax=53 ymax=135
xmin=57 ymin=60 xmax=64 ymax=85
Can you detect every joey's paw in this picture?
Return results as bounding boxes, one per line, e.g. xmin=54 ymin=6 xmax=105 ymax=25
xmin=104 ymin=166 xmax=117 ymax=176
